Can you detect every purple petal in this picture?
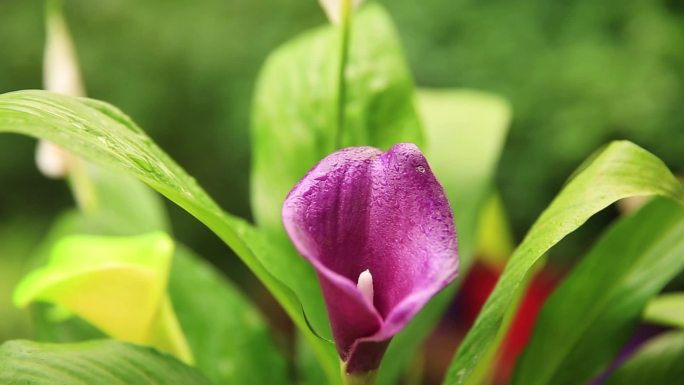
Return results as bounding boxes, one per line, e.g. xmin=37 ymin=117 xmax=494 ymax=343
xmin=283 ymin=143 xmax=458 ymax=372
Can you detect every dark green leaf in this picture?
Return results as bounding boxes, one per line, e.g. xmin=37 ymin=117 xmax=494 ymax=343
xmin=443 ymin=141 xmax=684 ymax=385
xmin=170 ymin=245 xmax=290 ymax=385
xmin=513 ymin=198 xmax=684 ymax=385
xmin=604 ymin=331 xmax=684 ymax=385
xmin=0 ymin=339 xmax=210 ymax=385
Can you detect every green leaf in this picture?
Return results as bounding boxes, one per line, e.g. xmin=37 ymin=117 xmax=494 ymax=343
xmin=443 ymin=141 xmax=684 ymax=385
xmin=603 ymin=331 xmax=684 ymax=385
xmin=13 ymin=232 xmax=192 ymax=363
xmin=170 ymin=245 xmax=290 ymax=385
xmin=376 ymin=89 xmax=510 ymax=385
xmin=513 ymin=198 xmax=684 ymax=385
xmin=79 ymin=164 xmax=170 ymax=235
xmin=250 ymin=3 xmax=423 ymax=235
xmin=0 ymin=90 xmax=328 ymax=374
xmin=644 ymin=293 xmax=684 ymax=329
xmin=0 ymin=339 xmax=210 ymax=385
xmin=419 ymin=88 xmax=512 ymax=267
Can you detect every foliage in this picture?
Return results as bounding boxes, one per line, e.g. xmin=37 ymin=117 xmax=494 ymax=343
xmin=0 ymin=339 xmax=210 ymax=385
xmin=1 ymin=2 xmax=683 ymax=385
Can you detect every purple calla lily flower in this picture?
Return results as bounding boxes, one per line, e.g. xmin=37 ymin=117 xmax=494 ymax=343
xmin=283 ymin=143 xmax=458 ymax=374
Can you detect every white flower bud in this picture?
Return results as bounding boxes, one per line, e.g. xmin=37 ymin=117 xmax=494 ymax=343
xmin=44 ymin=2 xmax=85 ymax=96
xmin=319 ymin=0 xmax=364 ymax=25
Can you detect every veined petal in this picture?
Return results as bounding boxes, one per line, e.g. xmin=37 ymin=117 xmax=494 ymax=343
xmin=283 ymin=143 xmax=458 ymax=372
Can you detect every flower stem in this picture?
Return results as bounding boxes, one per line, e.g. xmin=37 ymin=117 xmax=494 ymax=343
xmin=334 ymin=0 xmax=352 ymax=150
xmin=341 ymin=369 xmax=377 ymax=385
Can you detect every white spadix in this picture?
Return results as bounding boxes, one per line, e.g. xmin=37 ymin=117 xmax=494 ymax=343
xmin=356 ymin=269 xmax=374 ymax=304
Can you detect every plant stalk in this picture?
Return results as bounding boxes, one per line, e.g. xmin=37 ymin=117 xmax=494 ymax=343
xmin=334 ymin=0 xmax=352 ymax=149
xmin=341 ymin=368 xmax=377 ymax=385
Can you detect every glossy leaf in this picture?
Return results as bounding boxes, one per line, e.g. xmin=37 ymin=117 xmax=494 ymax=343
xmin=643 ymin=293 xmax=684 ymax=329
xmin=0 ymin=90 xmax=329 ymax=375
xmin=603 ymin=331 xmax=684 ymax=385
xmin=513 ymin=198 xmax=684 ymax=385
xmin=376 ymin=89 xmax=510 ymax=385
xmin=443 ymin=141 xmax=684 ymax=385
xmin=0 ymin=339 xmax=210 ymax=385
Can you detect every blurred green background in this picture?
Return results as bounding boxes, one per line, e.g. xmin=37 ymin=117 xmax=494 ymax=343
xmin=1 ymin=0 xmax=683 ymax=342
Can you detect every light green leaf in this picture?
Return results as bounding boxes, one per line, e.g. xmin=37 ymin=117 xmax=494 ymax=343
xmin=443 ymin=141 xmax=684 ymax=385
xmin=0 ymin=90 xmax=323 ymax=372
xmin=604 ymin=331 xmax=684 ymax=385
xmin=419 ymin=88 xmax=511 ymax=267
xmin=644 ymin=293 xmax=684 ymax=329
xmin=80 ymin=164 xmax=170 ymax=234
xmin=376 ymin=89 xmax=510 ymax=385
xmin=513 ymin=198 xmax=684 ymax=385
xmin=0 ymin=339 xmax=210 ymax=385
xmin=13 ymin=232 xmax=192 ymax=363
xmin=170 ymin=245 xmax=290 ymax=385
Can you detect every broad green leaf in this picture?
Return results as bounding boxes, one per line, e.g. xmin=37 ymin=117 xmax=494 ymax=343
xmin=513 ymin=198 xmax=684 ymax=385
xmin=603 ymin=331 xmax=684 ymax=385
xmin=376 ymin=89 xmax=510 ymax=385
xmin=0 ymin=339 xmax=210 ymax=385
xmin=443 ymin=141 xmax=684 ymax=385
xmin=0 ymin=89 xmax=334 ymax=373
xmin=13 ymin=232 xmax=192 ymax=363
xmin=80 ymin=164 xmax=170 ymax=234
xmin=643 ymin=293 xmax=684 ymax=329
xmin=419 ymin=89 xmax=512 ymax=266
xmin=170 ymin=245 xmax=290 ymax=385
xmin=0 ymin=219 xmax=44 ymax=343
xmin=251 ymin=3 xmax=423 ymax=235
